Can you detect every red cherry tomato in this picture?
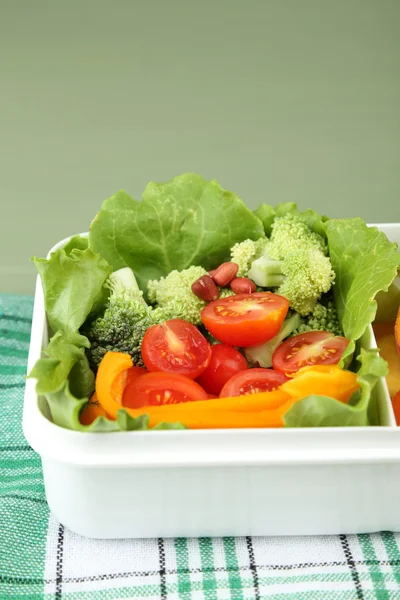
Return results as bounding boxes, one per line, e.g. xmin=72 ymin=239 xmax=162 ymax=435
xmin=272 ymin=331 xmax=349 ymax=375
xmin=201 ymin=292 xmax=289 ymax=347
xmin=220 ymin=368 xmax=289 ymax=397
xmin=126 ymin=366 xmax=147 ymax=384
xmin=196 ymin=344 xmax=248 ymax=395
xmin=120 ymin=366 xmax=148 ymax=404
xmin=122 ymin=372 xmax=209 ymax=409
xmin=142 ymin=319 xmax=211 ymax=379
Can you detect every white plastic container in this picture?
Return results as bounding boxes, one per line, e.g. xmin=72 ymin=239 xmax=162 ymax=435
xmin=23 ymin=225 xmax=400 ymax=538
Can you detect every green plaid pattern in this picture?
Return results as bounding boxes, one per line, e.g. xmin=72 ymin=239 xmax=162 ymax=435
xmin=2 ymin=293 xmax=400 ymax=600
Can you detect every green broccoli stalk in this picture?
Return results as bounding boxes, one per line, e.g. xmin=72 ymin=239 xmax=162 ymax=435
xmin=147 ymin=265 xmax=234 ymax=325
xmin=84 ymin=267 xmax=183 ymax=370
xmin=248 ymin=256 xmax=285 ymax=288
xmin=230 ymin=237 xmax=268 ymax=276
xmin=247 ymin=214 xmax=335 ymax=316
xmin=107 ymin=267 xmax=145 ymax=301
xmin=244 ymin=312 xmax=302 ymax=368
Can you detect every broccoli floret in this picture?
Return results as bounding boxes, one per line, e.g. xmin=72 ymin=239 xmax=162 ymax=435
xmin=278 ymin=248 xmax=335 ymax=315
xmin=85 ymin=268 xmax=181 ymax=370
xmin=293 ymin=301 xmax=342 ymax=336
xmin=230 ymin=237 xmax=268 ymax=276
xmin=219 ymin=288 xmax=236 ymax=299
xmin=244 ymin=312 xmax=302 ymax=367
xmin=147 ymin=266 xmax=235 ymax=325
xmin=147 ymin=266 xmax=207 ymax=325
xmin=247 ymin=214 xmax=335 ymax=316
xmin=86 ymin=297 xmax=150 ymax=369
xmin=267 ymin=213 xmax=327 ymax=259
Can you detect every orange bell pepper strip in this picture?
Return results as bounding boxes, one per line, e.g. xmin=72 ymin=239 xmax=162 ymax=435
xmin=129 ymin=399 xmax=294 ymax=429
xmin=79 ymin=392 xmax=108 ymax=425
xmin=95 ymin=351 xmax=133 ymax=418
xmin=280 ymin=364 xmax=359 ymax=404
xmin=168 ymin=389 xmax=291 ymax=413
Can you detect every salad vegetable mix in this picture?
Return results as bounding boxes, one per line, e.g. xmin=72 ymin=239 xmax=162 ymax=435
xmin=29 ymin=173 xmax=400 ymax=431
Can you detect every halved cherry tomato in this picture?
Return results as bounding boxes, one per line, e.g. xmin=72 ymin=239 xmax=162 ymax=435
xmin=142 ymin=319 xmax=211 ymax=379
xmin=122 ymin=371 xmax=209 ymax=409
xmin=272 ymin=331 xmax=349 ymax=375
xmin=201 ymin=292 xmax=289 ymax=347
xmin=196 ymin=344 xmax=248 ymax=395
xmin=122 ymin=366 xmax=148 ymax=402
xmin=126 ymin=366 xmax=147 ymax=382
xmin=219 ymin=368 xmax=289 ymax=398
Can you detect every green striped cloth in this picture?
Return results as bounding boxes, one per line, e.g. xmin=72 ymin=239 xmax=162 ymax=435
xmin=2 ymin=293 xmax=400 ymax=600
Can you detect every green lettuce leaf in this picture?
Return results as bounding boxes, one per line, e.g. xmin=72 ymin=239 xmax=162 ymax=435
xmin=284 ymin=348 xmax=388 ymax=427
xmin=89 ymin=173 xmax=264 ymax=290
xmin=29 ymin=330 xmax=93 ymax=397
xmin=152 ymin=421 xmax=187 ymax=430
xmin=32 ymin=247 xmax=111 ymax=333
xmin=325 ymin=219 xmax=400 ymax=340
xmin=254 ymin=202 xmax=328 ymax=237
xmin=116 ymin=412 xmax=186 ymax=431
xmin=62 ymin=235 xmax=89 ymax=255
xmin=253 ymin=204 xmax=276 ymax=236
xmin=29 ymin=329 xmax=95 ymax=429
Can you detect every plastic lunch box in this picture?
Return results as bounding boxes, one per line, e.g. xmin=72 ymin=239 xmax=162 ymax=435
xmin=23 ymin=224 xmax=400 ymax=539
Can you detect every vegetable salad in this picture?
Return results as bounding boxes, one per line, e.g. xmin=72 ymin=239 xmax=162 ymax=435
xmin=29 ymin=173 xmax=400 ymax=431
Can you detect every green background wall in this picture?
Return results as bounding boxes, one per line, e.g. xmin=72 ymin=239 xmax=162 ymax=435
xmin=1 ymin=0 xmax=399 ymax=294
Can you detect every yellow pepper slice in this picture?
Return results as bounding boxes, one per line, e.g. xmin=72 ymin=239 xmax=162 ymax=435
xmin=281 ymin=364 xmax=359 ymax=404
xmin=95 ymin=351 xmax=133 ymax=419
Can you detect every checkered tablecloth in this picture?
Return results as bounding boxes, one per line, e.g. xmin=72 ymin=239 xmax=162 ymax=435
xmin=2 ymin=293 xmax=400 ymax=600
